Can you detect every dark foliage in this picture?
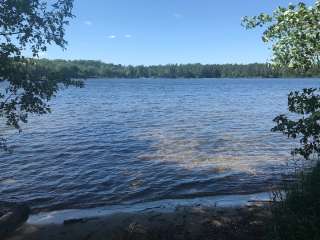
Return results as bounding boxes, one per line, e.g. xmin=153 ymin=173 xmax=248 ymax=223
xmin=0 ymin=0 xmax=82 ymax=151
xmin=33 ymin=59 xmax=320 ymax=79
xmin=272 ymin=88 xmax=320 ymax=159
xmin=269 ymin=164 xmax=320 ymax=240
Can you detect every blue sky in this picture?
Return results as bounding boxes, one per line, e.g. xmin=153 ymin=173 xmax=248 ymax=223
xmin=43 ymin=0 xmax=314 ymax=65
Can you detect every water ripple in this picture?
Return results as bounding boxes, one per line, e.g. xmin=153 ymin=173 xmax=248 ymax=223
xmin=1 ymin=78 xmax=319 ymax=212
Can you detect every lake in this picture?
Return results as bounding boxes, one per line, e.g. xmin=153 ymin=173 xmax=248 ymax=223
xmin=0 ymin=78 xmax=318 ymax=212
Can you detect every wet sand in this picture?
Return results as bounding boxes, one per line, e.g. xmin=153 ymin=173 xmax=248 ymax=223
xmin=5 ymin=204 xmax=271 ymax=240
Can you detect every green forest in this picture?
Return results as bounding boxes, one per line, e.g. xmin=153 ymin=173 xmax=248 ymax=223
xmin=37 ymin=59 xmax=320 ymax=79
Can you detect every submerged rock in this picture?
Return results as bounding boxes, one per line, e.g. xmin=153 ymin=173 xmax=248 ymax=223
xmin=0 ymin=202 xmax=30 ymax=238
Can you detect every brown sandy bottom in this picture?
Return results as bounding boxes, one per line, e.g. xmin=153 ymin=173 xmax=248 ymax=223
xmin=6 ymin=205 xmax=271 ymax=240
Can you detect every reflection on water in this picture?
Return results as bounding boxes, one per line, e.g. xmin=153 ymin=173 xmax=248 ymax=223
xmin=0 ymin=78 xmax=318 ymax=212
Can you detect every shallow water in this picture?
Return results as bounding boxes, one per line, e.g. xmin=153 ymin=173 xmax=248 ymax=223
xmin=28 ymin=192 xmax=270 ymax=225
xmin=0 ymin=78 xmax=318 ymax=212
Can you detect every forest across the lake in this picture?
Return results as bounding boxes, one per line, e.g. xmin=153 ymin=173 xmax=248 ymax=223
xmin=37 ymin=59 xmax=320 ymax=79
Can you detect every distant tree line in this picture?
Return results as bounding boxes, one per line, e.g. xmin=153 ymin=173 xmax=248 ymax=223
xmin=36 ymin=59 xmax=320 ymax=79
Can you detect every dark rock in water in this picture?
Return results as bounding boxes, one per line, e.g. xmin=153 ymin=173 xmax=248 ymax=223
xmin=0 ymin=202 xmax=30 ymax=238
xmin=63 ymin=218 xmax=88 ymax=225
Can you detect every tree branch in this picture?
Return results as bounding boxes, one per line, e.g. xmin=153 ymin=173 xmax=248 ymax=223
xmin=0 ymin=31 xmax=24 ymax=36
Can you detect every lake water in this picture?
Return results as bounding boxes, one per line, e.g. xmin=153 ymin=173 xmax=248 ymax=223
xmin=1 ymin=78 xmax=318 ymax=212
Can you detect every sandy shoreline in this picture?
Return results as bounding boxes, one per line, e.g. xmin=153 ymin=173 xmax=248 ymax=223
xmin=5 ymin=193 xmax=272 ymax=240
xmin=6 ymin=204 xmax=271 ymax=240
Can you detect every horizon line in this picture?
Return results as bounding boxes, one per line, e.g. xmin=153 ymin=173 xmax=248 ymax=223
xmin=38 ymin=58 xmax=271 ymax=67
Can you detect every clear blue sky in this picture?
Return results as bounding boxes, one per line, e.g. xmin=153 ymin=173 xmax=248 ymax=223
xmin=44 ymin=0 xmax=314 ymax=65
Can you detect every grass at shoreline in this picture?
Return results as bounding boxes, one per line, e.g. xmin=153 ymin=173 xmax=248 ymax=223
xmin=268 ymin=163 xmax=320 ymax=240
